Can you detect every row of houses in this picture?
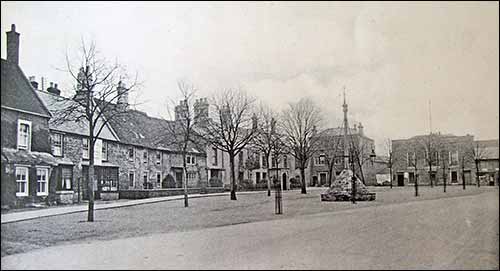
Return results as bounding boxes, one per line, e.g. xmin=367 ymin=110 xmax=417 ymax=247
xmin=1 ymin=25 xmax=381 ymax=209
xmin=2 ymin=25 xmax=497 ymax=209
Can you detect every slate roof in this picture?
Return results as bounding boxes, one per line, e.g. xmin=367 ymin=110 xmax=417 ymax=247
xmin=99 ymin=102 xmax=203 ymax=154
xmin=1 ymin=59 xmax=51 ymax=117
xmin=36 ymin=90 xmax=119 ymax=142
xmin=318 ymin=127 xmax=358 ymax=137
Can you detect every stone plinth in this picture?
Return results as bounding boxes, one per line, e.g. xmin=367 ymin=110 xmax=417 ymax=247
xmin=321 ymin=169 xmax=376 ymax=201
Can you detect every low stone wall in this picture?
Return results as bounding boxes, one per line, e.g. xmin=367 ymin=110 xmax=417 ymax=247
xmin=119 ymin=187 xmax=225 ymax=200
xmin=100 ymin=191 xmax=119 ymax=201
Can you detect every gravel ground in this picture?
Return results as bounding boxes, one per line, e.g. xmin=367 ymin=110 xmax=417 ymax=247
xmin=1 ymin=185 xmax=497 ymax=257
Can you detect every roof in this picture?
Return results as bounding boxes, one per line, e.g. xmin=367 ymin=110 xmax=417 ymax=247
xmin=35 ymin=90 xmax=119 ymax=142
xmin=1 ymin=148 xmax=58 ymax=166
xmin=1 ymin=59 xmax=51 ymax=118
xmin=99 ymin=102 xmax=203 ymax=154
xmin=318 ymin=127 xmax=357 ymax=137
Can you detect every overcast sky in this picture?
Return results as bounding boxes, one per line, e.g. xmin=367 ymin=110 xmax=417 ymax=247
xmin=2 ymin=1 xmax=498 ymax=154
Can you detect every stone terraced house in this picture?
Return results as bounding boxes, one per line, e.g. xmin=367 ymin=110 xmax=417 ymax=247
xmin=1 ymin=25 xmax=58 ymax=208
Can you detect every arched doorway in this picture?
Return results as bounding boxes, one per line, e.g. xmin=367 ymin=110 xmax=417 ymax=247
xmin=282 ymin=173 xmax=287 ymax=190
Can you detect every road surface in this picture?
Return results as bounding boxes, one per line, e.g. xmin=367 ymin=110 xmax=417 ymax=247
xmin=2 ymin=190 xmax=498 ymax=269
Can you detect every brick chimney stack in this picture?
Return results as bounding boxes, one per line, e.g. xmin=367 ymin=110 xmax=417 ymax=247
xmin=6 ymin=24 xmax=20 ymax=65
xmin=116 ymin=81 xmax=129 ymax=111
xmin=194 ymin=98 xmax=209 ymax=122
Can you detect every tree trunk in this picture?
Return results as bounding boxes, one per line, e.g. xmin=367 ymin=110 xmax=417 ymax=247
xmin=300 ymin=166 xmax=306 ymax=194
xmin=267 ymin=172 xmax=271 ymax=197
xmin=328 ymin=162 xmax=334 ymax=187
xmin=475 ymin=160 xmax=480 ymax=187
xmin=389 ymin=164 xmax=393 ymax=189
xmin=230 ymin=154 xmax=237 ymax=200
xmin=87 ymin=136 xmax=95 ymax=222
xmin=183 ymin=152 xmax=189 ymax=207
xmin=429 ymin=163 xmax=433 ymax=188
xmin=442 ymin=164 xmax=446 ymax=193
xmin=415 ymin=174 xmax=419 ymax=197
xmin=462 ymin=161 xmax=466 ymax=190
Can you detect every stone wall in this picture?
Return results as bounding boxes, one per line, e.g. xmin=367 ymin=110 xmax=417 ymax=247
xmin=119 ymin=187 xmax=224 ymax=199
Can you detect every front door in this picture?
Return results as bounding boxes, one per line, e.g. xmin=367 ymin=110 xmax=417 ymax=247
xmin=451 ymin=171 xmax=458 ymax=184
xmin=397 ymin=174 xmax=405 ymax=186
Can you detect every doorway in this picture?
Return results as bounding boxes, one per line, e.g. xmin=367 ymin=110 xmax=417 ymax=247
xmin=319 ymin=173 xmax=327 ymax=186
xmin=397 ymin=173 xmax=405 ymax=186
xmin=451 ymin=171 xmax=458 ymax=184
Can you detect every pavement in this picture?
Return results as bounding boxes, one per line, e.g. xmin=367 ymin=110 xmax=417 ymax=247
xmin=0 ymin=188 xmax=323 ymax=224
xmin=1 ymin=189 xmax=497 ymax=270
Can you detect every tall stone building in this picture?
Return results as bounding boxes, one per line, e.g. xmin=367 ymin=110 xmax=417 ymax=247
xmin=392 ymin=133 xmax=476 ymax=186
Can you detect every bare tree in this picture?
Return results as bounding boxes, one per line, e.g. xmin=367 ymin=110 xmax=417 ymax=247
xmin=404 ymin=143 xmax=420 ymax=197
xmin=160 ymin=80 xmax=203 ymax=207
xmin=250 ymin=103 xmax=282 ymax=196
xmin=51 ymin=40 xmax=138 ymax=222
xmin=471 ymin=141 xmax=488 ymax=187
xmin=281 ymin=98 xmax=322 ymax=194
xmin=385 ymin=139 xmax=397 ymax=189
xmin=202 ymin=88 xmax=258 ymax=200
xmin=419 ymin=133 xmax=442 ymax=188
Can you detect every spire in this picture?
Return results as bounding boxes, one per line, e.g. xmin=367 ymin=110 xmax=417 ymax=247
xmin=342 ymin=86 xmax=349 ymax=169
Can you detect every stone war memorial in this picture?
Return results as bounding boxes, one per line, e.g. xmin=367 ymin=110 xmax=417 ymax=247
xmin=320 ymin=169 xmax=376 ymax=201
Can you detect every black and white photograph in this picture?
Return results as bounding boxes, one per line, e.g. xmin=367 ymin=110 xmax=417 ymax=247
xmin=1 ymin=1 xmax=498 ymax=270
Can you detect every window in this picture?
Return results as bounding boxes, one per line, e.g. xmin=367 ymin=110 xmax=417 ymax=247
xmin=143 ymin=150 xmax=148 ymax=163
xmin=263 ymin=172 xmax=267 ymax=180
xmin=156 ymin=171 xmax=162 ymax=187
xmin=128 ymin=171 xmax=135 ymax=188
xmin=156 ymin=151 xmax=161 ymax=165
xmin=143 ymin=171 xmax=149 ymax=189
xmin=271 ymin=156 xmax=277 ymax=168
xmin=51 ymin=133 xmax=63 ymax=156
xmin=212 ymin=147 xmax=218 ymax=165
xmin=82 ymin=138 xmax=89 ymax=159
xmin=315 ymin=154 xmax=326 ymax=165
xmin=128 ymin=147 xmax=134 ymax=161
xmin=256 ymin=172 xmax=261 ymax=183
xmin=17 ymin=120 xmax=32 ymax=150
xmin=261 ymin=154 xmax=268 ymax=168
xmin=283 ymin=155 xmax=288 ymax=168
xmin=36 ymin=168 xmax=49 ymax=196
xmin=187 ymin=155 xmax=196 ymax=165
xmin=187 ymin=172 xmax=196 ymax=183
xmin=334 ymin=157 xmax=343 ymax=165
xmin=102 ymin=141 xmax=108 ymax=161
xmin=16 ymin=167 xmax=29 ymax=196
xmin=407 ymin=152 xmax=416 ymax=167
xmin=450 ymin=151 xmax=459 ymax=166
xmin=409 ymin=172 xmax=415 ymax=184
xmin=61 ymin=167 xmax=72 ymax=190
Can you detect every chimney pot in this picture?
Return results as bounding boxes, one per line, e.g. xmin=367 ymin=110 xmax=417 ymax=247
xmin=50 ymin=82 xmax=54 ymax=87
